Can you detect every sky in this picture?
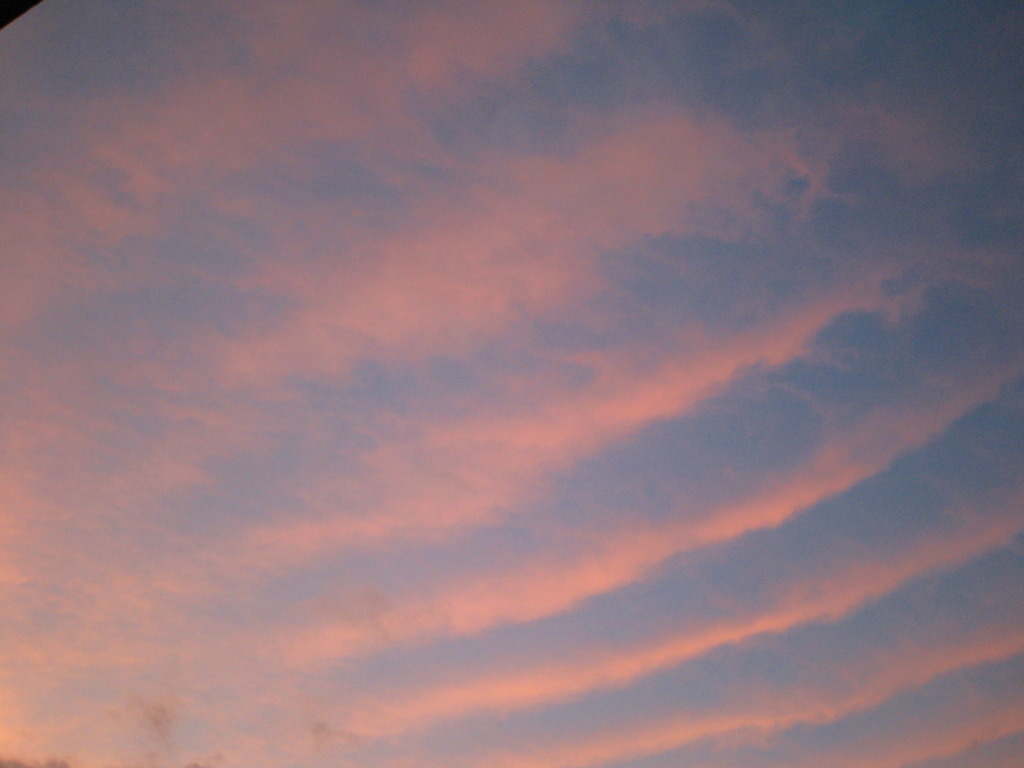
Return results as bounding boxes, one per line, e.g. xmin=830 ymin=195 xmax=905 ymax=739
xmin=1 ymin=1 xmax=1023 ymax=767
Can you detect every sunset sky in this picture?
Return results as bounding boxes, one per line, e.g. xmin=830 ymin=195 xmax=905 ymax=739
xmin=2 ymin=2 xmax=1024 ymax=767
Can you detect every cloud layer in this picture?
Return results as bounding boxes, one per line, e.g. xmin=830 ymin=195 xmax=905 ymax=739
xmin=1 ymin=1 xmax=1023 ymax=767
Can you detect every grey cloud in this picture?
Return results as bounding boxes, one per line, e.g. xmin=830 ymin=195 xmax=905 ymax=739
xmin=130 ymin=693 xmax=180 ymax=752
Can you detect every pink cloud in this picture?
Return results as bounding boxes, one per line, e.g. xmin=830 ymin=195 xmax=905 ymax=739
xmin=278 ymin=297 xmax=1014 ymax=667
xmin=2 ymin=2 xmax=1022 ymax=766
xmin=458 ymin=632 xmax=1024 ymax=768
xmin=290 ymin=481 xmax=1024 ymax=741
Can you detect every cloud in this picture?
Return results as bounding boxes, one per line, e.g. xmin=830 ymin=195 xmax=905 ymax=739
xmin=1 ymin=1 xmax=1022 ymax=767
xmin=408 ymin=544 xmax=1024 ymax=768
xmin=900 ymin=730 xmax=1024 ymax=768
xmin=280 ymin=284 xmax=1024 ymax=668
xmin=131 ymin=694 xmax=179 ymax=751
xmin=280 ymin=386 xmax=1024 ymax=739
xmin=0 ymin=761 xmax=218 ymax=768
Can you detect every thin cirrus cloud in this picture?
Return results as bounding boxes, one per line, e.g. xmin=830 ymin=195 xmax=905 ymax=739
xmin=283 ymin=282 xmax=1024 ymax=666
xmin=282 ymin=381 xmax=1024 ymax=743
xmin=1 ymin=1 xmax=1023 ymax=768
